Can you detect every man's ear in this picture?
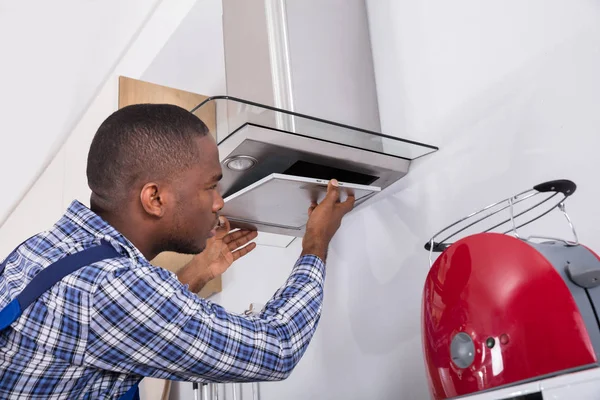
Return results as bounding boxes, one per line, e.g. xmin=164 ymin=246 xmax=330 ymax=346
xmin=140 ymin=182 xmax=166 ymax=217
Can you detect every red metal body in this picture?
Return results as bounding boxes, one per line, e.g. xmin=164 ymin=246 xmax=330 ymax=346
xmin=421 ymin=233 xmax=597 ymax=399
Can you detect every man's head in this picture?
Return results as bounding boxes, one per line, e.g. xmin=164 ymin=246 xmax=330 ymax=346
xmin=86 ymin=103 xmax=223 ymax=257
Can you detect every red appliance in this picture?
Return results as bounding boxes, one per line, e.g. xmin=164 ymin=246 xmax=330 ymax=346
xmin=421 ymin=180 xmax=600 ymax=399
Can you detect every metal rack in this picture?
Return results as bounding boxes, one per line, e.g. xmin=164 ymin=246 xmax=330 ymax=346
xmin=424 ymin=179 xmax=579 ymax=266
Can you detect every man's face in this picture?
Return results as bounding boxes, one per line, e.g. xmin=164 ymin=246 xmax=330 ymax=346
xmin=162 ymin=135 xmax=224 ymax=254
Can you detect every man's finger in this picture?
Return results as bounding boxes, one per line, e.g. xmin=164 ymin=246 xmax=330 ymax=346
xmin=232 ymin=242 xmax=257 ymax=261
xmin=322 ymin=179 xmax=341 ymax=204
xmin=215 ymin=216 xmax=231 ymax=239
xmin=339 ymin=193 xmax=356 ymax=214
xmin=227 ymin=230 xmax=258 ymax=250
xmin=223 ymin=229 xmax=253 ymax=244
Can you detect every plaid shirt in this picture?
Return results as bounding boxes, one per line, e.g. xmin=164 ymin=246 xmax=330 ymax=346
xmin=0 ymin=200 xmax=325 ymax=399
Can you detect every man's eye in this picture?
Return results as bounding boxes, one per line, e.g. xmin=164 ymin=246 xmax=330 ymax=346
xmin=207 ymin=185 xmax=218 ymax=190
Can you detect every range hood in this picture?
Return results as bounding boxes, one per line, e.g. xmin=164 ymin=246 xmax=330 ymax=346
xmin=191 ymin=96 xmax=438 ymax=238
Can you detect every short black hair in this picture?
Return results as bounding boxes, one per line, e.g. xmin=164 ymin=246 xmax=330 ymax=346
xmin=86 ymin=103 xmax=209 ymax=207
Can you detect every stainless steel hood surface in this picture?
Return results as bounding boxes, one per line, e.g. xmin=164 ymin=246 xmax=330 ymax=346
xmin=223 ymin=173 xmax=380 ymax=233
xmin=191 ymin=96 xmax=438 ymax=237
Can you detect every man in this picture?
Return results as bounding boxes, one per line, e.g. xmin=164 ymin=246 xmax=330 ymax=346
xmin=0 ymin=104 xmax=354 ymax=399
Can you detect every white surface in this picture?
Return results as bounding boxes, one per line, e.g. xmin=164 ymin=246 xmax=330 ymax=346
xmin=461 ymin=367 xmax=600 ymax=399
xmin=0 ymin=0 xmax=160 ymax=229
xmin=362 ymin=0 xmax=600 ymax=398
xmin=0 ymin=148 xmax=67 ymax=256
xmin=542 ymin=370 xmax=600 ymax=400
xmin=142 ymin=0 xmax=225 ymax=97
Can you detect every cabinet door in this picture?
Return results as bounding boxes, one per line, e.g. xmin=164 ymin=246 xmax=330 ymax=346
xmin=118 ymin=76 xmax=221 ymax=299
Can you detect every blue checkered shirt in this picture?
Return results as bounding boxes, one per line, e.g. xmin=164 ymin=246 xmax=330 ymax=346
xmin=0 ymin=200 xmax=325 ymax=399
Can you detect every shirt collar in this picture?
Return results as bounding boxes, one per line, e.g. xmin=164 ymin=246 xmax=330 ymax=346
xmin=63 ymin=200 xmax=148 ymax=264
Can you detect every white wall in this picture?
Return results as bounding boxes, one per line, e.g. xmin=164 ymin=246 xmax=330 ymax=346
xmin=222 ymin=1 xmax=600 ymax=400
xmin=362 ymin=0 xmax=600 ymax=398
xmin=0 ymin=0 xmax=161 ymax=232
xmin=0 ymin=0 xmax=213 ymax=258
xmin=142 ymin=0 xmax=225 ymax=96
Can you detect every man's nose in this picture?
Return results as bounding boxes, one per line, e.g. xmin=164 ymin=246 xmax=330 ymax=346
xmin=214 ymin=192 xmax=224 ymax=212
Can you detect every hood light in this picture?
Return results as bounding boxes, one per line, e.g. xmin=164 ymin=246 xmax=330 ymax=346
xmin=224 ymin=155 xmax=257 ymax=171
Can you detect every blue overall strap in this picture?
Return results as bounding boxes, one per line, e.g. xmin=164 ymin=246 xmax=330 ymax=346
xmin=119 ymin=380 xmax=142 ymax=400
xmin=0 ymin=241 xmax=120 ymax=330
xmin=0 ymin=240 xmax=141 ymax=400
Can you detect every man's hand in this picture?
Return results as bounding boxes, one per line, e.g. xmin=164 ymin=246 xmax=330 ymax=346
xmin=301 ymin=179 xmax=355 ymax=261
xmin=198 ymin=216 xmax=258 ymax=279
xmin=178 ymin=217 xmax=257 ymax=293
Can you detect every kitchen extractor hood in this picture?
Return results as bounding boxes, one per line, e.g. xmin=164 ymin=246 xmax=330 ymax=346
xmin=191 ymin=96 xmax=438 ymax=237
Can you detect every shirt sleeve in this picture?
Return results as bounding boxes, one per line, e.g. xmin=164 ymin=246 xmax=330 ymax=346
xmin=84 ymin=254 xmax=325 ymax=383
